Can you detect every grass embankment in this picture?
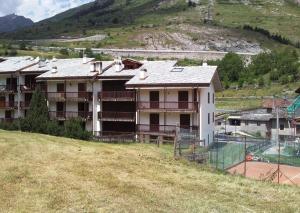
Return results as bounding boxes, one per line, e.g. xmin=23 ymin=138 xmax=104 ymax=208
xmin=0 ymin=130 xmax=300 ymax=212
xmin=216 ymin=83 xmax=299 ymax=110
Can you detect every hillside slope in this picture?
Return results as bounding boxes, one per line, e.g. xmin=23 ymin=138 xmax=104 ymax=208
xmin=0 ymin=14 xmax=33 ymax=33
xmin=0 ymin=130 xmax=300 ymax=212
xmin=4 ymin=0 xmax=300 ymax=52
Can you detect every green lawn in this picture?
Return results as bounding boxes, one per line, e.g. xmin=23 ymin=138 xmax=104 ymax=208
xmin=0 ymin=130 xmax=300 ymax=212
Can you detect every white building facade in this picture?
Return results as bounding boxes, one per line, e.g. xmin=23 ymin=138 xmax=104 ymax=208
xmin=0 ymin=57 xmax=222 ymax=144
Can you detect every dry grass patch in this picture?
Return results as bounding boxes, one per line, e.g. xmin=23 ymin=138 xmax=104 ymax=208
xmin=0 ymin=130 xmax=300 ymax=212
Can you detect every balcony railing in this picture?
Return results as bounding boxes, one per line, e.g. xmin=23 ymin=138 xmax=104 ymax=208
xmin=0 ymin=102 xmax=18 ymax=109
xmin=20 ymin=102 xmax=31 ymax=109
xmin=0 ymin=85 xmax=18 ymax=93
xmin=47 ymin=92 xmax=93 ymax=101
xmin=98 ymin=111 xmax=135 ymax=122
xmin=137 ymin=124 xmax=199 ymax=136
xmin=0 ymin=118 xmax=15 ymax=123
xmin=49 ymin=111 xmax=93 ymax=120
xmin=137 ymin=101 xmax=198 ymax=111
xmin=20 ymin=84 xmax=36 ymax=92
xmin=98 ymin=91 xmax=136 ymax=101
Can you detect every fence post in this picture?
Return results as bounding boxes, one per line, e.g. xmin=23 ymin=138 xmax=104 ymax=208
xmin=244 ymin=136 xmax=247 ymax=177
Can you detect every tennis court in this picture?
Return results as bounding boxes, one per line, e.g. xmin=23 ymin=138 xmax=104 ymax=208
xmin=228 ymin=161 xmax=300 ymax=186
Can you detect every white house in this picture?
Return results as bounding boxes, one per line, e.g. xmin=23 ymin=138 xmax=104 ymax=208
xmin=0 ymin=56 xmax=222 ymax=145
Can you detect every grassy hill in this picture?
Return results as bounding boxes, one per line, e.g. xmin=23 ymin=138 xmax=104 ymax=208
xmin=0 ymin=130 xmax=300 ymax=212
xmin=2 ymin=0 xmax=299 ymax=52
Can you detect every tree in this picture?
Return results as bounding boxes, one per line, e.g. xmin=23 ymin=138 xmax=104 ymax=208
xmin=24 ymin=89 xmax=49 ymax=133
xmin=218 ymin=52 xmax=244 ymax=82
xmin=258 ymin=76 xmax=265 ymax=87
xmin=247 ymin=52 xmax=273 ymax=76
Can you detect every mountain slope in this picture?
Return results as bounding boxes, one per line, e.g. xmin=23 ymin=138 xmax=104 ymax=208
xmin=1 ymin=130 xmax=300 ymax=212
xmin=3 ymin=0 xmax=300 ymax=52
xmin=0 ymin=14 xmax=33 ymax=33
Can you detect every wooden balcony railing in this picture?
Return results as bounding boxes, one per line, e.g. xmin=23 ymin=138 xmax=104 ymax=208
xmin=49 ymin=111 xmax=93 ymax=120
xmin=98 ymin=91 xmax=136 ymax=101
xmin=0 ymin=85 xmax=18 ymax=93
xmin=98 ymin=111 xmax=135 ymax=122
xmin=20 ymin=101 xmax=32 ymax=109
xmin=0 ymin=101 xmax=18 ymax=109
xmin=20 ymin=84 xmax=36 ymax=92
xmin=0 ymin=118 xmax=15 ymax=123
xmin=47 ymin=92 xmax=93 ymax=101
xmin=137 ymin=102 xmax=198 ymax=111
xmin=137 ymin=124 xmax=199 ymax=136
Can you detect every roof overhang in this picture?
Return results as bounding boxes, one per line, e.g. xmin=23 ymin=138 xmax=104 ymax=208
xmin=126 ymin=83 xmax=211 ymax=89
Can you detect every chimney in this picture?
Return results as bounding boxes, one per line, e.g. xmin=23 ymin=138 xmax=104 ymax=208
xmin=139 ymin=68 xmax=147 ymax=80
xmin=96 ymin=62 xmax=103 ymax=74
xmin=90 ymin=62 xmax=96 ymax=72
xmin=83 ymin=54 xmax=87 ymax=64
xmin=203 ymin=62 xmax=208 ymax=67
xmin=51 ymin=66 xmax=58 ymax=74
xmin=35 ymin=56 xmax=40 ymax=63
xmin=52 ymin=56 xmax=57 ymax=62
xmin=114 ymin=57 xmax=123 ymax=72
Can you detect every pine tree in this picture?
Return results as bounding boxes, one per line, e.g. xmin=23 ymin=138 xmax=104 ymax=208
xmin=25 ymin=88 xmax=49 ymax=133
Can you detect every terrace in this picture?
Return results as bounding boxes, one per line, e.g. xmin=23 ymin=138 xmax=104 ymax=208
xmin=137 ymin=124 xmax=199 ymax=136
xmin=47 ymin=92 xmax=93 ymax=102
xmin=137 ymin=101 xmax=198 ymax=112
xmin=98 ymin=91 xmax=136 ymax=102
xmin=0 ymin=85 xmax=18 ymax=93
xmin=0 ymin=102 xmax=18 ymax=109
xmin=49 ymin=111 xmax=93 ymax=120
xmin=98 ymin=111 xmax=135 ymax=122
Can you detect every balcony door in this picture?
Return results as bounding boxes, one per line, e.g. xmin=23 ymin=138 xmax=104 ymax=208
xmin=180 ymin=114 xmax=190 ymax=130
xmin=178 ymin=91 xmax=188 ymax=109
xmin=5 ymin=110 xmax=12 ymax=119
xmin=150 ymin=113 xmax=159 ymax=132
xmin=8 ymin=94 xmax=14 ymax=108
xmin=25 ymin=75 xmax=36 ymax=89
xmin=78 ymin=102 xmax=89 ymax=118
xmin=56 ymin=102 xmax=65 ymax=118
xmin=6 ymin=78 xmax=17 ymax=91
xmin=0 ymin=96 xmax=5 ymax=108
xmin=78 ymin=83 xmax=87 ymax=98
xmin=150 ymin=91 xmax=159 ymax=109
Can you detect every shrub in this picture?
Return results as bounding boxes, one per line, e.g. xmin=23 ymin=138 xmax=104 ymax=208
xmin=47 ymin=121 xmax=64 ymax=136
xmin=64 ymin=118 xmax=91 ymax=140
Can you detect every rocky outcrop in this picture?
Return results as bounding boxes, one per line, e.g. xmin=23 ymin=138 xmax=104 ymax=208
xmin=0 ymin=14 xmax=33 ymax=33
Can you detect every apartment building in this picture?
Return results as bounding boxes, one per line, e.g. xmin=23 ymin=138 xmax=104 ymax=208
xmin=0 ymin=57 xmax=42 ymax=122
xmin=0 ymin=56 xmax=222 ymax=144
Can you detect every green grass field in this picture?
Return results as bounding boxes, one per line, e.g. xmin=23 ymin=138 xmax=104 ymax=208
xmin=1 ymin=130 xmax=300 ymax=212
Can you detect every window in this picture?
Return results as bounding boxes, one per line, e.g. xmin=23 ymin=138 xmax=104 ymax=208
xmin=218 ymin=122 xmax=222 ymax=126
xmin=245 ymin=121 xmax=249 ymax=126
xmin=280 ymin=124 xmax=284 ymax=130
xmin=257 ymin=121 xmax=261 ymax=126
xmin=212 ymin=112 xmax=215 ymax=123
xmin=213 ymin=93 xmax=215 ymax=104
xmin=208 ymin=113 xmax=210 ymax=124
xmin=57 ymin=83 xmax=65 ymax=92
xmin=208 ymin=92 xmax=210 ymax=104
xmin=207 ymin=134 xmax=210 ymax=144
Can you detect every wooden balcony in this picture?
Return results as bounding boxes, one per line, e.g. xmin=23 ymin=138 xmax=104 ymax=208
xmin=20 ymin=102 xmax=31 ymax=109
xmin=137 ymin=125 xmax=199 ymax=136
xmin=47 ymin=92 xmax=93 ymax=102
xmin=0 ymin=118 xmax=15 ymax=123
xmin=20 ymin=84 xmax=47 ymax=93
xmin=49 ymin=111 xmax=93 ymax=120
xmin=137 ymin=101 xmax=198 ymax=112
xmin=0 ymin=102 xmax=18 ymax=109
xmin=98 ymin=91 xmax=136 ymax=102
xmin=98 ymin=111 xmax=135 ymax=122
xmin=0 ymin=85 xmax=18 ymax=93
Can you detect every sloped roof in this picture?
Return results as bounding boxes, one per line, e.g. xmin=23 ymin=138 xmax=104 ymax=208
xmin=35 ymin=58 xmax=111 ymax=80
xmin=126 ymin=64 xmax=222 ymax=91
xmin=99 ymin=60 xmax=177 ymax=78
xmin=262 ymin=99 xmax=291 ymax=109
xmin=0 ymin=56 xmax=37 ymax=73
